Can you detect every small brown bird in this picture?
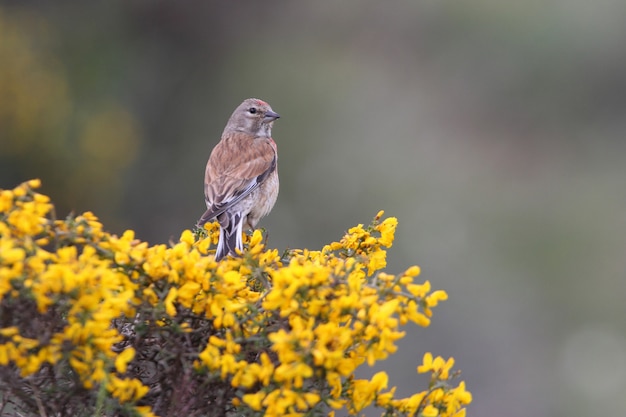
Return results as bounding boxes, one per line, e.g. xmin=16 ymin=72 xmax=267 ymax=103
xmin=197 ymin=98 xmax=280 ymax=260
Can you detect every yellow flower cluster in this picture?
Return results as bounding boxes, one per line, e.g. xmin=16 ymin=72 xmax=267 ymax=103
xmin=0 ymin=180 xmax=471 ymax=417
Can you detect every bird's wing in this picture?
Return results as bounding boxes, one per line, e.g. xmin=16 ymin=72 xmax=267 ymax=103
xmin=197 ymin=133 xmax=276 ymax=227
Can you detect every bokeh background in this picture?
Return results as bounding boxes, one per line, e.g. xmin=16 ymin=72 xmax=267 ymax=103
xmin=2 ymin=1 xmax=626 ymax=416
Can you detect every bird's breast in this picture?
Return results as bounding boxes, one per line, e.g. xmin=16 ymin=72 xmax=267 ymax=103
xmin=255 ymin=169 xmax=279 ymax=217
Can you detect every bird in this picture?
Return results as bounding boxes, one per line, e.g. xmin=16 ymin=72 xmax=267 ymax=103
xmin=197 ymin=98 xmax=280 ymax=261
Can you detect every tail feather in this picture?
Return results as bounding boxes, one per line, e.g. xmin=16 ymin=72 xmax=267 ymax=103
xmin=215 ymin=212 xmax=244 ymax=261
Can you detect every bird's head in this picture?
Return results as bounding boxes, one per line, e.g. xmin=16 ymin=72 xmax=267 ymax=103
xmin=225 ymin=98 xmax=280 ymax=138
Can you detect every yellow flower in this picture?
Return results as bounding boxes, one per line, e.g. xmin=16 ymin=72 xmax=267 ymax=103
xmin=0 ymin=327 xmax=19 ymax=337
xmin=326 ymin=371 xmax=343 ymax=398
xmin=407 ymin=280 xmax=431 ymax=298
xmin=437 ymin=356 xmax=455 ymax=380
xmin=349 ymin=377 xmax=383 ymax=412
xmin=376 ymin=217 xmax=398 ymax=247
xmin=0 ymin=245 xmax=25 ymax=264
xmin=180 ymin=229 xmax=195 ymax=246
xmin=367 ymin=249 xmax=387 ymax=275
xmin=426 ymin=290 xmax=449 ymax=308
xmin=242 ymin=391 xmax=265 ymax=411
xmin=370 ymin=371 xmax=389 ymax=392
xmin=418 ymin=352 xmax=456 ymax=380
xmin=177 ymin=281 xmax=201 ymax=306
xmin=1 ymin=181 xmax=468 ymax=417
xmin=107 ymin=376 xmax=149 ymax=403
xmin=418 ymin=352 xmax=434 ymax=373
xmin=0 ymin=190 xmax=14 ymax=212
xmin=423 ymin=404 xmax=440 ymax=417
xmin=248 ymin=229 xmax=264 ymax=255
xmin=115 ymin=347 xmax=135 ymax=373
xmin=164 ymin=287 xmax=178 ymax=316
xmin=446 ymin=381 xmax=472 ymax=412
xmin=27 ymin=179 xmax=41 ymax=188
xmin=135 ymin=406 xmax=158 ymax=417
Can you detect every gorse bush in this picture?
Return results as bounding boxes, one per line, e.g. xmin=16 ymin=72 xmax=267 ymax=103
xmin=0 ymin=180 xmax=471 ymax=417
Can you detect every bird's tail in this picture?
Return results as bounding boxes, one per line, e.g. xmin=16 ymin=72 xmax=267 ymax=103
xmin=215 ymin=212 xmax=244 ymax=261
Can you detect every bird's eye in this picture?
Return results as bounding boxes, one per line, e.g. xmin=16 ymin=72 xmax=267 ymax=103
xmin=248 ymin=107 xmax=257 ymax=114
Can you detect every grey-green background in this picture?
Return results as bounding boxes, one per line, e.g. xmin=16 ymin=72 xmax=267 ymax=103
xmin=2 ymin=2 xmax=626 ymax=416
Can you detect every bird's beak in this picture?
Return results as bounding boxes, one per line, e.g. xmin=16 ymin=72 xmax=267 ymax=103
xmin=263 ymin=110 xmax=280 ymax=122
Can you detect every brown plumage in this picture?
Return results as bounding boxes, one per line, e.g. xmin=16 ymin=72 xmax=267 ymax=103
xmin=197 ymin=98 xmax=280 ymax=260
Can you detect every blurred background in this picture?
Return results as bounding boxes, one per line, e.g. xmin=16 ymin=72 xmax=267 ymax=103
xmin=2 ymin=1 xmax=626 ymax=416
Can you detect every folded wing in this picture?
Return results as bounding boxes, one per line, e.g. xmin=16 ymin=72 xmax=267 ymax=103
xmin=197 ymin=133 xmax=276 ymax=227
